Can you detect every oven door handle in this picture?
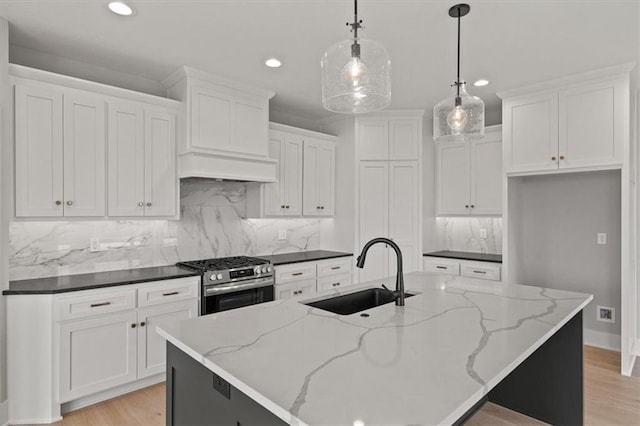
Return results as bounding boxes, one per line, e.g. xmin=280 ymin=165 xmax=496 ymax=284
xmin=205 ymin=278 xmax=274 ymax=296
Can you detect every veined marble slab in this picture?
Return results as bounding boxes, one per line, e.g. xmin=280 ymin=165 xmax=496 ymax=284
xmin=157 ymin=273 xmax=592 ymax=426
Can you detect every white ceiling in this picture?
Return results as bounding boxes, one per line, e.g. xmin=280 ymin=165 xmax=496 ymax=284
xmin=1 ymin=0 xmax=638 ymax=121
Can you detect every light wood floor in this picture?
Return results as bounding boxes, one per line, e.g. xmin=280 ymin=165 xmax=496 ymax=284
xmin=55 ymin=346 xmax=640 ymax=426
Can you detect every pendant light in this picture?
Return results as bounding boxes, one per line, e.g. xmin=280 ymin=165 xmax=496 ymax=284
xmin=433 ymin=3 xmax=484 ymax=141
xmin=321 ymin=0 xmax=391 ymax=114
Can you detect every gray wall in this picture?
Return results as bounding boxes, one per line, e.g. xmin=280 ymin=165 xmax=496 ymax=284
xmin=518 ymin=171 xmax=621 ymax=336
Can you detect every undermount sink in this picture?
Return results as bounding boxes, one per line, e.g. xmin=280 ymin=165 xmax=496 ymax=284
xmin=304 ymin=288 xmax=415 ymax=315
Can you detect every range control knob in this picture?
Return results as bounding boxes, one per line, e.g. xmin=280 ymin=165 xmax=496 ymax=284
xmin=262 ymin=267 xmax=267 ymax=273
xmin=255 ymin=267 xmax=261 ymax=275
xmin=209 ymin=273 xmax=217 ymax=281
xmin=216 ymin=273 xmax=223 ymax=280
xmin=267 ymin=266 xmax=273 ymax=273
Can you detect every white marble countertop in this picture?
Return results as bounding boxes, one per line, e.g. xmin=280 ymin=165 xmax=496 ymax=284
xmin=157 ymin=272 xmax=592 ymax=426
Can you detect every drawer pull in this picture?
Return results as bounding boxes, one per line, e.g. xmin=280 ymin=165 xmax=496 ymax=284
xmin=90 ymin=301 xmax=111 ymax=308
xmin=330 ymin=266 xmax=341 ymax=270
xmin=472 ymin=270 xmax=487 ymax=274
xmin=131 ymin=323 xmax=137 ymax=328
xmin=140 ymin=321 xmax=146 ymax=327
xmin=332 ymin=283 xmax=340 ymax=287
xmin=436 ymin=266 xmax=448 ymax=270
xmin=291 ymin=272 xmax=303 ymax=276
xmin=162 ymin=291 xmax=180 ymax=296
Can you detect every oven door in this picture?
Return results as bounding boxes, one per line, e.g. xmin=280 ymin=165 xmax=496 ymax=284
xmin=203 ymin=282 xmax=274 ymax=314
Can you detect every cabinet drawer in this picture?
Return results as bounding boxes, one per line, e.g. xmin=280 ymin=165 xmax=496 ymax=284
xmin=275 ymin=262 xmax=316 ymax=284
xmin=137 ymin=277 xmax=200 ymax=308
xmin=317 ymin=273 xmax=353 ymax=292
xmin=274 ymin=278 xmax=317 ymax=300
xmin=316 ymin=258 xmax=353 ymax=277
xmin=423 ymin=258 xmax=460 ymax=275
xmin=460 ymin=262 xmax=501 ymax=281
xmin=56 ymin=288 xmax=136 ymax=322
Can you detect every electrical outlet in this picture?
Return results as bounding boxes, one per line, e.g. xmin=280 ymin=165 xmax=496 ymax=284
xmin=278 ymin=230 xmax=287 ymax=241
xmin=596 ymin=305 xmax=615 ymax=323
xmin=479 ymin=228 xmax=487 ymax=239
xmin=597 ymin=233 xmax=607 ymax=245
xmin=89 ymin=238 xmax=100 ymax=252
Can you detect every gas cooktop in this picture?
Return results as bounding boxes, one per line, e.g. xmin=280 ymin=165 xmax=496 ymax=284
xmin=177 ymin=256 xmax=270 ymax=272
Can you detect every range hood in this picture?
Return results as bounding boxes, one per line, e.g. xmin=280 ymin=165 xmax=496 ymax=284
xmin=163 ymin=66 xmax=278 ymax=183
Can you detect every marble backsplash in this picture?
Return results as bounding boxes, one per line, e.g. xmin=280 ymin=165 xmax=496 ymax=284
xmin=9 ymin=179 xmax=323 ymax=280
xmin=435 ymin=217 xmax=502 ymax=254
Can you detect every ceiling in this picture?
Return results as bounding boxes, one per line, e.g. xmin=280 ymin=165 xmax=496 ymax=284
xmin=1 ymin=0 xmax=638 ymax=121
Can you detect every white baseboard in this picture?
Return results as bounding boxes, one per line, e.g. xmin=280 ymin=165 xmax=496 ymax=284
xmin=584 ymin=328 xmax=621 ymax=351
xmin=61 ymin=374 xmax=165 ymax=414
xmin=0 ymin=399 xmax=7 ymax=426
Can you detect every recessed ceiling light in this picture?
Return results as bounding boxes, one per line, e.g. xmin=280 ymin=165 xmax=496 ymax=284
xmin=265 ymin=58 xmax=282 ymax=68
xmin=108 ymin=1 xmax=134 ymax=16
xmin=473 ymin=79 xmax=490 ymax=87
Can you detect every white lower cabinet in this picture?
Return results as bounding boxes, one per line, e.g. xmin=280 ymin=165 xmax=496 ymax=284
xmin=136 ymin=300 xmax=198 ymax=379
xmin=423 ymin=257 xmax=501 ymax=282
xmin=274 ymin=257 xmax=354 ymax=300
xmin=59 ymin=311 xmax=138 ymax=402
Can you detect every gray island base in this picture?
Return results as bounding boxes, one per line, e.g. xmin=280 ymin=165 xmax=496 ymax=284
xmin=159 ymin=273 xmax=592 ymax=426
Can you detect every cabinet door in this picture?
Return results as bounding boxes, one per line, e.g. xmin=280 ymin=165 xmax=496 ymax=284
xmin=503 ymin=92 xmax=559 ymax=173
xmin=274 ymin=279 xmax=316 ymax=300
xmin=470 ymin=135 xmax=502 ymax=215
xmin=190 ymin=84 xmax=232 ymax=152
xmin=108 ymin=101 xmax=145 ymax=216
xmin=235 ymin=97 xmax=268 ymax=156
xmin=358 ymin=162 xmax=389 ymax=282
xmin=263 ymin=132 xmax=285 ymax=216
xmin=559 ymin=77 xmax=626 ymax=169
xmin=317 ymin=142 xmax=336 ymax=216
xmin=63 ymin=93 xmax=106 ymax=217
xmin=388 ymin=161 xmax=419 ymax=276
xmin=358 ymin=119 xmax=388 ymax=160
xmin=137 ymin=300 xmax=197 ymax=379
xmin=144 ymin=108 xmax=177 ymax=217
xmin=59 ymin=311 xmax=137 ymax=402
xmin=282 ymin=135 xmax=303 ymax=216
xmin=389 ymin=119 xmax=419 ymax=160
xmin=436 ymin=143 xmax=470 ymax=215
xmin=302 ymin=139 xmax=320 ymax=216
xmin=15 ymin=84 xmax=64 ymax=217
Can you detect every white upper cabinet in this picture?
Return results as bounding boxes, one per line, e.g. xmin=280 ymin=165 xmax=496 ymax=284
xmin=163 ymin=67 xmax=278 ymax=182
xmin=247 ymin=123 xmax=336 ymax=218
xmin=303 ymin=138 xmax=335 ymax=216
xmin=144 ymin=109 xmax=177 ymax=217
xmin=109 ymin=102 xmax=178 ymax=218
xmin=108 ymin=101 xmax=145 ymax=217
xmin=357 ymin=117 xmax=420 ymax=161
xmin=436 ymin=126 xmax=502 ymax=216
xmin=500 ymin=70 xmax=629 ymax=175
xmin=15 ymin=84 xmax=64 ymax=217
xmin=63 ymin=93 xmax=106 ymax=217
xmin=12 ymin=65 xmax=180 ymax=220
xmin=15 ymin=82 xmax=107 ymax=218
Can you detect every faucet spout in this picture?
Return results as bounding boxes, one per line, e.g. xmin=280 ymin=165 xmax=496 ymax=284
xmin=356 ymin=237 xmax=405 ymax=306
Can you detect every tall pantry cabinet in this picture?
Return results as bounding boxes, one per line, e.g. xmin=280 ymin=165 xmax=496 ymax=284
xmin=355 ymin=113 xmax=423 ymax=283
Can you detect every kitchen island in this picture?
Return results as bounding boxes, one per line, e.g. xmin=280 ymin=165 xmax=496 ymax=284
xmin=157 ymin=272 xmax=592 ymax=425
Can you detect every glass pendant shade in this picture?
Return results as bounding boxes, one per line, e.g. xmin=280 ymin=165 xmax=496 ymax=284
xmin=433 ymin=82 xmax=485 ymax=142
xmin=321 ymin=38 xmax=391 ymax=114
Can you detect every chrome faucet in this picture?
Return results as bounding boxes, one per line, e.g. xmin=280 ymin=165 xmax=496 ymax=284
xmin=356 ymin=237 xmax=405 ymax=306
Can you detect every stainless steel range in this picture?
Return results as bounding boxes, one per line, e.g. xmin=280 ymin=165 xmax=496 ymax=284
xmin=177 ymin=256 xmax=275 ymax=315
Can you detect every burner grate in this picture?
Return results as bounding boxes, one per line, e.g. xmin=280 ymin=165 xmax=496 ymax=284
xmin=177 ymin=256 xmax=269 ymax=272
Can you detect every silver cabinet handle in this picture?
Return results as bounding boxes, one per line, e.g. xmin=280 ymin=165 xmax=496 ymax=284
xmin=138 ymin=202 xmax=144 ymax=207
xmin=146 ymin=202 xmax=152 ymax=207
xmin=90 ymin=301 xmax=111 ymax=308
xmin=66 ymin=200 xmax=73 ymax=206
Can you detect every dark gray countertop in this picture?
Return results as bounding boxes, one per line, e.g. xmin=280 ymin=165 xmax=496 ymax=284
xmin=3 ymin=265 xmax=200 ymax=295
xmin=257 ymin=250 xmax=353 ymax=266
xmin=423 ymin=250 xmax=502 ymax=264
